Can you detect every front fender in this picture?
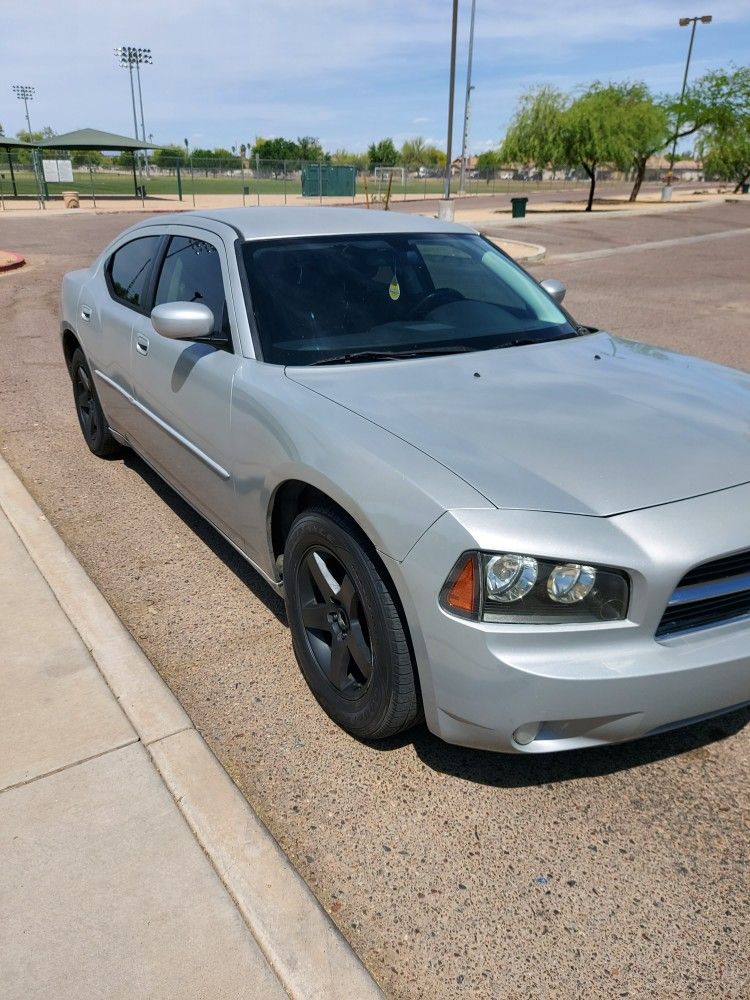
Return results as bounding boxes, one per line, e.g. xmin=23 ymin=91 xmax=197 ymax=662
xmin=229 ymin=362 xmax=492 ymax=574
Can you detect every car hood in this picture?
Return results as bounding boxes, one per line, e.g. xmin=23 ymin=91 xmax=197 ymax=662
xmin=286 ymin=332 xmax=750 ymax=516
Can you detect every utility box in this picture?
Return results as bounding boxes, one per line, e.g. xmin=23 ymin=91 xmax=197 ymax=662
xmin=301 ymin=164 xmax=356 ymax=198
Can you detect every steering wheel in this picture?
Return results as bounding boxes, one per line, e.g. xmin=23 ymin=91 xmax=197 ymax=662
xmin=407 ymin=287 xmax=465 ymax=320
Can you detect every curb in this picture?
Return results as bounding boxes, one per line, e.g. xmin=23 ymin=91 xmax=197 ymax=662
xmin=0 ymin=250 xmax=25 ymax=273
xmin=0 ymin=453 xmax=383 ymax=1000
xmin=482 ymin=234 xmax=546 ymax=263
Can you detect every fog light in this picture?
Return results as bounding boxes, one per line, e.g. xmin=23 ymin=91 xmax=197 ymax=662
xmin=512 ymin=721 xmax=541 ymax=745
xmin=547 ymin=563 xmax=596 ymax=603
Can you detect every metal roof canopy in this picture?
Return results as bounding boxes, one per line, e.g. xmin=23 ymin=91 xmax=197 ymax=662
xmin=0 ymin=135 xmax=34 ymax=147
xmin=35 ymin=128 xmax=162 ymax=199
xmin=35 ymin=128 xmax=160 ymax=150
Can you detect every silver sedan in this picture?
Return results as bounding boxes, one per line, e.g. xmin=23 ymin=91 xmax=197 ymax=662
xmin=61 ymin=207 xmax=750 ymax=752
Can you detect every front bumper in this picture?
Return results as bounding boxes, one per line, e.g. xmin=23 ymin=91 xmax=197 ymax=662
xmin=388 ymin=484 xmax=750 ymax=752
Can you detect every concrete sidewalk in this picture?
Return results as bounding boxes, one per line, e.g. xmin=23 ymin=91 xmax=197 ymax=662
xmin=0 ymin=455 xmax=382 ymax=1000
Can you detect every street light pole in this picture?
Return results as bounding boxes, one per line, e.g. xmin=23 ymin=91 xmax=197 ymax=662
xmin=668 ymin=14 xmax=712 ymax=184
xmin=443 ymin=0 xmax=459 ymax=201
xmin=459 ymin=0 xmax=477 ymax=196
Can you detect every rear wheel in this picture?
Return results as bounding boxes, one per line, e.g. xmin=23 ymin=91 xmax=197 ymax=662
xmin=284 ymin=507 xmax=420 ymax=740
xmin=70 ymin=348 xmax=120 ymax=457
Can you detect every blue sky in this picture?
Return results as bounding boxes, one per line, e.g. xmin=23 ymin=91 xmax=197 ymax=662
xmin=2 ymin=1 xmax=750 ymax=154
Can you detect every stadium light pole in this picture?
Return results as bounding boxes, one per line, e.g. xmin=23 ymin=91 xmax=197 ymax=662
xmin=443 ymin=0 xmax=459 ymax=201
xmin=12 ymin=84 xmax=45 ymax=208
xmin=116 ymin=46 xmax=153 ymax=184
xmin=667 ymin=15 xmax=712 ymax=184
xmin=12 ymin=84 xmax=35 ymax=138
xmin=458 ymin=0 xmax=477 ymax=195
xmin=115 ymin=47 xmax=140 ymax=141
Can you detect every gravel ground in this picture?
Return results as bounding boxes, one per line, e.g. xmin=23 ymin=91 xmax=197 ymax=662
xmin=1 ymin=203 xmax=748 ymax=1000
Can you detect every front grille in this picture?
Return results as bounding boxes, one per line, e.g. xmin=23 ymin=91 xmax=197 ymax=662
xmin=657 ymin=550 xmax=750 ymax=638
xmin=680 ymin=551 xmax=750 ymax=587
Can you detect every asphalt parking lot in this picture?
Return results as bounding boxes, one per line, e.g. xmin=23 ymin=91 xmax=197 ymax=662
xmin=1 ymin=201 xmax=749 ymax=1000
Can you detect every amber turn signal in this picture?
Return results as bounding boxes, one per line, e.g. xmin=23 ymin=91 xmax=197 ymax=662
xmin=444 ymin=554 xmax=479 ymax=616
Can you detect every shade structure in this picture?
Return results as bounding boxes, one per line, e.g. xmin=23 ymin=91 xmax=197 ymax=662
xmin=34 ymin=128 xmax=162 ymax=198
xmin=35 ymin=128 xmax=160 ymax=151
xmin=0 ymin=135 xmax=35 ymax=148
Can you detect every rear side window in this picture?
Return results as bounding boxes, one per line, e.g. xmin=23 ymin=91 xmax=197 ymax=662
xmin=154 ymin=236 xmax=230 ymax=339
xmin=108 ymin=236 xmax=161 ymax=309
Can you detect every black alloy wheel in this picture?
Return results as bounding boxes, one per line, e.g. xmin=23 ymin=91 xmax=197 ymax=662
xmin=284 ymin=507 xmax=420 ymax=740
xmin=70 ymin=348 xmax=120 ymax=457
xmin=297 ymin=544 xmax=374 ymax=700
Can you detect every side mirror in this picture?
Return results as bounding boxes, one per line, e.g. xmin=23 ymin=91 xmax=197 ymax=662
xmin=539 ymin=278 xmax=566 ymax=304
xmin=151 ymin=301 xmax=214 ymax=340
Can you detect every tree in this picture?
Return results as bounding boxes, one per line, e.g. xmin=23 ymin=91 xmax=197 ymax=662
xmin=367 ymin=138 xmax=399 ymax=167
xmin=189 ymin=147 xmax=241 ymax=174
xmin=113 ymin=150 xmax=135 ymax=168
xmin=561 ymin=85 xmax=634 ymax=210
xmin=697 ymin=119 xmax=750 ymax=191
xmin=296 ymin=136 xmax=326 ymax=162
xmin=252 ymin=136 xmax=300 ymax=162
xmin=152 ymin=144 xmax=186 ymax=171
xmin=330 ymin=148 xmax=368 ymax=170
xmin=13 ymin=126 xmax=55 ymax=164
xmin=16 ymin=126 xmax=55 ymax=144
xmin=423 ymin=144 xmax=446 ymax=168
xmin=400 ymin=136 xmax=427 ymax=166
xmin=499 ymin=87 xmax=567 ymax=171
xmin=627 ymin=66 xmax=750 ymax=199
xmin=611 ymin=83 xmax=669 ymax=201
xmin=72 ymin=149 xmax=104 ymax=168
xmin=476 ymin=149 xmax=501 ymax=178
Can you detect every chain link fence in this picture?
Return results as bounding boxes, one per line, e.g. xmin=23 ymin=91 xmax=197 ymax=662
xmin=0 ymin=150 xmax=624 ymax=209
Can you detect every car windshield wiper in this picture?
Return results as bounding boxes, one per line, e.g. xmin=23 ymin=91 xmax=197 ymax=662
xmin=306 ymin=345 xmax=474 ymax=366
xmin=494 ymin=331 xmax=579 ymax=349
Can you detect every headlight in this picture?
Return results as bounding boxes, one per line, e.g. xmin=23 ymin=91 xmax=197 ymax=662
xmin=440 ymin=551 xmax=629 ymax=624
xmin=486 ymin=554 xmax=538 ymax=602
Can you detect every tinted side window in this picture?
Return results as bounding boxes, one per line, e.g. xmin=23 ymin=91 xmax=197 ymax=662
xmin=109 ymin=236 xmax=161 ymax=309
xmin=154 ymin=236 xmax=229 ymax=339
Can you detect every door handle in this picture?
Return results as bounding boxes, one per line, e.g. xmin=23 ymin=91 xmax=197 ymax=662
xmin=81 ymin=305 xmax=92 ymax=322
xmin=136 ymin=335 xmax=149 ymax=356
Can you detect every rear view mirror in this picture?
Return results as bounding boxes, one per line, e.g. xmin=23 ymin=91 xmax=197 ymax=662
xmin=539 ymin=278 xmax=566 ymax=304
xmin=151 ymin=301 xmax=214 ymax=340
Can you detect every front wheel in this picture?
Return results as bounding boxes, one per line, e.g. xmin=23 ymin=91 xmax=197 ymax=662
xmin=284 ymin=507 xmax=420 ymax=740
xmin=70 ymin=348 xmax=120 ymax=457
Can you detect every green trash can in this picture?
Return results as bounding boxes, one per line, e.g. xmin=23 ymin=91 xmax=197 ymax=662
xmin=511 ymin=196 xmax=528 ymax=218
xmin=742 ymin=182 xmax=749 ymax=194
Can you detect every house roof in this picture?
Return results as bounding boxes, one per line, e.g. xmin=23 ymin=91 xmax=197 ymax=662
xmin=646 ymin=155 xmax=702 ymax=170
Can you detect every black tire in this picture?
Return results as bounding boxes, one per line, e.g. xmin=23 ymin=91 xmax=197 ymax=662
xmin=70 ymin=348 xmax=120 ymax=457
xmin=284 ymin=507 xmax=420 ymax=740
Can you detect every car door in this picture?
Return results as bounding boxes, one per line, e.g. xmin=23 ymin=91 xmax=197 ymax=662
xmin=127 ymin=227 xmax=243 ymax=542
xmin=89 ymin=234 xmax=162 ymax=435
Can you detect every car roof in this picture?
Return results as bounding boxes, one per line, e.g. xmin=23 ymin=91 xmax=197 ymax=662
xmin=132 ymin=206 xmax=477 ymax=241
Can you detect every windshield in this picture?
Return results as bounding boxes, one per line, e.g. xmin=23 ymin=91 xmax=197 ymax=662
xmin=242 ymin=232 xmax=578 ymax=365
